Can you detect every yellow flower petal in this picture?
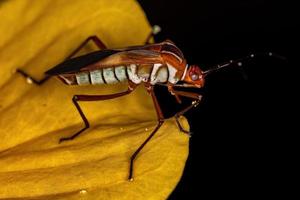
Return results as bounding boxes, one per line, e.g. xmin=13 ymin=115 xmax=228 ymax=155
xmin=0 ymin=0 xmax=189 ymax=199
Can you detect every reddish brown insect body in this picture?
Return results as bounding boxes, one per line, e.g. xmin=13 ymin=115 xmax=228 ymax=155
xmin=17 ymin=33 xmax=204 ymax=181
xmin=17 ymin=27 xmax=278 ymax=181
xmin=47 ymin=40 xmax=205 ymax=90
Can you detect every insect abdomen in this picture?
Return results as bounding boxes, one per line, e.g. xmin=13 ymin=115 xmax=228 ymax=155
xmin=57 ymin=63 xmax=173 ymax=85
xmin=58 ymin=66 xmax=127 ymax=85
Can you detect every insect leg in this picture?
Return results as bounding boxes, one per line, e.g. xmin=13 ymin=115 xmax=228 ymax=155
xmin=59 ymin=83 xmax=137 ymax=143
xmin=129 ymin=85 xmax=164 ymax=181
xmin=169 ymin=87 xmax=202 ymax=135
xmin=65 ymin=35 xmax=107 ymax=59
xmin=174 ymin=99 xmax=201 ymax=136
xmin=169 ymin=90 xmax=201 ymax=100
xmin=16 ymin=69 xmax=50 ymax=85
xmin=145 ymin=25 xmax=161 ymax=44
xmin=17 ymin=36 xmax=107 ymax=85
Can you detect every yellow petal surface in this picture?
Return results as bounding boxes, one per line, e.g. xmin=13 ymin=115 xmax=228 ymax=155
xmin=0 ymin=0 xmax=189 ymax=199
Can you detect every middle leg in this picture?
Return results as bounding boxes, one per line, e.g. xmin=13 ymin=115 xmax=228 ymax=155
xmin=59 ymin=83 xmax=136 ymax=143
xmin=129 ymin=84 xmax=165 ymax=181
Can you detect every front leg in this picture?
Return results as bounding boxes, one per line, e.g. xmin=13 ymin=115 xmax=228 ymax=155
xmin=174 ymin=99 xmax=201 ymax=136
xmin=168 ymin=86 xmax=202 ymax=136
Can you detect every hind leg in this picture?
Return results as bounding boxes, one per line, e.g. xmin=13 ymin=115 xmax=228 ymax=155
xmin=17 ymin=36 xmax=107 ymax=85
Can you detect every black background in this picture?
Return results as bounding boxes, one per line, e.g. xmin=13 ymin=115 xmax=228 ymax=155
xmin=138 ymin=0 xmax=296 ymax=199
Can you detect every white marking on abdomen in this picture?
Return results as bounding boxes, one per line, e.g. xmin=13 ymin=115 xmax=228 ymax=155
xmin=150 ymin=63 xmax=162 ymax=84
xmin=167 ymin=63 xmax=179 ymax=84
xmin=115 ymin=66 xmax=127 ymax=82
xmin=127 ymin=64 xmax=141 ymax=84
xmin=76 ymin=72 xmax=90 ymax=85
xmin=155 ymin=66 xmax=168 ymax=83
xmin=90 ymin=70 xmax=104 ymax=84
xmin=103 ymin=68 xmax=118 ymax=84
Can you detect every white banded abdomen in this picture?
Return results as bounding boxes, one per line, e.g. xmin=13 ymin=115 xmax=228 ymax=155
xmin=61 ymin=63 xmax=182 ymax=85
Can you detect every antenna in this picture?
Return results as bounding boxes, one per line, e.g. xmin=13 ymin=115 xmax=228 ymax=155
xmin=202 ymin=52 xmax=286 ymax=76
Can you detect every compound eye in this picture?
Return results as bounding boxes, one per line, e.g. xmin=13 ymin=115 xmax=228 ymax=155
xmin=191 ymin=74 xmax=199 ymax=81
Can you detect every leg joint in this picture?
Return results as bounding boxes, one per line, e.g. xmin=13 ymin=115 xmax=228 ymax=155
xmin=73 ymin=95 xmax=78 ymax=101
xmin=158 ymin=119 xmax=164 ymax=124
xmin=85 ymin=121 xmax=90 ymax=128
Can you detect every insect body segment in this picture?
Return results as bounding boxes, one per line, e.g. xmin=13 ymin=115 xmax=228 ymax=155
xmin=52 ymin=40 xmax=187 ymax=86
xmin=90 ymin=70 xmax=105 ymax=84
xmin=58 ymin=63 xmax=171 ymax=86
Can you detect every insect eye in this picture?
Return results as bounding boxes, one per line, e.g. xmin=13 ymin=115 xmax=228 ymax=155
xmin=191 ymin=74 xmax=199 ymax=81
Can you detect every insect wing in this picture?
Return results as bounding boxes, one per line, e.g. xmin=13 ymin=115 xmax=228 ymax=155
xmin=45 ymin=45 xmax=163 ymax=75
xmin=45 ymin=49 xmax=120 ymax=75
xmin=83 ymin=49 xmax=163 ymax=69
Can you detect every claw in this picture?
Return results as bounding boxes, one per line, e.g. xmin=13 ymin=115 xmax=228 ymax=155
xmin=59 ymin=137 xmax=73 ymax=143
xmin=180 ymin=129 xmax=193 ymax=137
xmin=175 ymin=115 xmax=192 ymax=137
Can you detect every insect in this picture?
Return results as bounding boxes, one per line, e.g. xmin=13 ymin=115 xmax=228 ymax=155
xmin=16 ymin=26 xmax=282 ymax=181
